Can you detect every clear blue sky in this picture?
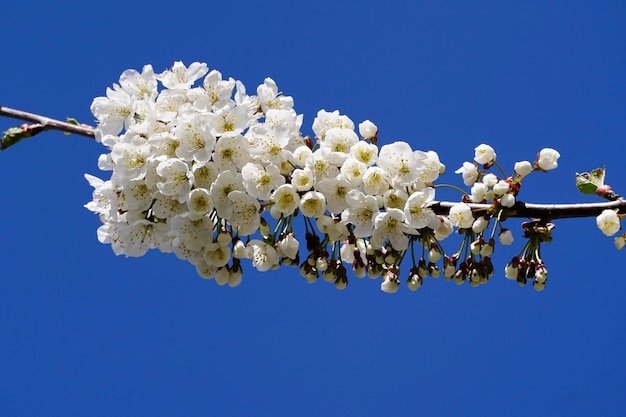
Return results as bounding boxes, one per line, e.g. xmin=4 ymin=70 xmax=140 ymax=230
xmin=2 ymin=1 xmax=625 ymax=416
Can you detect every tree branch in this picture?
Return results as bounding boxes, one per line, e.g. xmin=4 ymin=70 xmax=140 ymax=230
xmin=2 ymin=106 xmax=625 ymax=221
xmin=1 ymin=105 xmax=95 ymax=149
xmin=430 ymin=199 xmax=626 ymax=221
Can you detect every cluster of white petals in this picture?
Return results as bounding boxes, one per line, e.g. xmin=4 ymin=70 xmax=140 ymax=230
xmin=86 ymin=61 xmax=454 ymax=290
xmin=86 ymin=62 xmax=572 ymax=293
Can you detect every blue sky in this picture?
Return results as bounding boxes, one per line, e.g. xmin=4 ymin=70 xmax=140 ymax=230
xmin=1 ymin=1 xmax=625 ymax=416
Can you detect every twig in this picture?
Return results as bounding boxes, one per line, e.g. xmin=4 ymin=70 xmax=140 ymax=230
xmin=1 ymin=105 xmax=95 ymax=149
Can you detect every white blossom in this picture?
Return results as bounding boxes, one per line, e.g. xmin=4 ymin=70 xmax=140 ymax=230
xmin=499 ymin=229 xmax=514 ymax=245
xmin=358 ymin=120 xmax=378 ymax=139
xmin=156 ymin=158 xmax=193 ymax=202
xmin=246 ymin=240 xmax=280 ymax=272
xmin=299 ymin=191 xmax=327 ymax=218
xmin=537 ymin=148 xmax=560 ymax=171
xmin=156 ymin=61 xmax=208 ymax=90
xmin=270 ymin=184 xmax=300 ymax=217
xmin=371 ymin=209 xmax=415 ymax=251
xmin=455 ymin=162 xmax=479 ymax=186
xmin=514 ymin=160 xmax=533 ymax=177
xmin=341 ymin=190 xmax=379 ymax=237
xmin=404 ymin=188 xmax=439 ymax=230
xmin=448 ymin=203 xmax=474 ymax=229
xmin=474 ymin=144 xmax=496 ymax=165
xmin=596 ymin=209 xmax=621 ymax=236
xmin=378 ymin=141 xmax=419 ymax=187
xmin=227 ymin=191 xmax=261 ymax=236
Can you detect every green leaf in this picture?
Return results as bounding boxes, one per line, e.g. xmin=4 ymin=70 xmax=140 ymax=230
xmin=65 ymin=117 xmax=79 ymax=135
xmin=1 ymin=127 xmax=28 ymax=150
xmin=589 ymin=166 xmax=606 ymax=187
xmin=576 ymin=172 xmax=596 ymax=194
xmin=576 ymin=167 xmax=606 ymax=195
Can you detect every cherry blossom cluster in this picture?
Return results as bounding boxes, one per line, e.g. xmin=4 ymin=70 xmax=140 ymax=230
xmin=85 ymin=61 xmax=563 ymax=293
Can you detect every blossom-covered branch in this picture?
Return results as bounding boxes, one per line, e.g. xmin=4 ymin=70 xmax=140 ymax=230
xmin=2 ymin=61 xmax=624 ymax=293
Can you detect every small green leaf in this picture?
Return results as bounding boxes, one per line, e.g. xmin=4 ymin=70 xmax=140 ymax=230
xmin=589 ymin=166 xmax=606 ymax=187
xmin=576 ymin=172 xmax=597 ymax=194
xmin=1 ymin=127 xmax=28 ymax=150
xmin=576 ymin=167 xmax=607 ymax=195
xmin=65 ymin=117 xmax=80 ymax=135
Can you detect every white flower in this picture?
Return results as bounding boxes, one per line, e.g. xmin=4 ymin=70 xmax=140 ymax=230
xmin=472 ymin=217 xmax=489 ymax=233
xmin=596 ymin=209 xmax=621 ymax=236
xmin=170 ymin=213 xmax=213 ymax=251
xmin=156 ymin=158 xmax=193 ymax=202
xmin=210 ymin=170 xmax=244 ymax=219
xmin=257 ymin=77 xmax=294 ymax=112
xmin=321 ymin=128 xmax=359 ymax=166
xmin=278 ymin=233 xmax=300 ymax=259
xmin=203 ymin=242 xmax=231 ymax=268
xmin=90 ymin=85 xmax=133 ymax=137
xmin=241 ymin=163 xmax=284 ymax=201
xmin=350 ymin=140 xmax=378 ymax=166
xmin=270 ymin=184 xmax=300 ymax=217
xmin=315 ymin=176 xmax=351 ymax=214
xmin=378 ymin=141 xmax=419 ymax=187
xmin=358 ymin=120 xmax=378 ymax=139
xmin=341 ymin=190 xmax=379 ymax=237
xmin=299 ymin=191 xmax=327 ymax=218
xmin=340 ymin=158 xmax=367 ymax=187
xmin=448 ymin=203 xmax=474 ymax=229
xmin=381 ymin=270 xmax=400 ymax=294
xmin=306 ymin=149 xmax=340 ymax=184
xmin=174 ymin=113 xmax=216 ymax=163
xmin=383 ymin=188 xmax=409 ymax=211
xmin=156 ymin=61 xmax=208 ymax=90
xmin=212 ymin=134 xmax=250 ymax=171
xmin=537 ymin=148 xmax=560 ymax=171
xmin=482 ymin=173 xmax=498 ymax=187
xmin=208 ymin=104 xmax=254 ymax=138
xmin=470 ymin=182 xmax=488 ymax=202
xmin=414 ymin=150 xmax=444 ymax=185
xmin=293 ymin=146 xmax=313 ymax=167
xmin=499 ymin=229 xmax=514 ymax=245
xmin=114 ymin=219 xmax=168 ymax=257
xmin=110 ymin=141 xmax=152 ymax=181
xmin=312 ymin=110 xmax=354 ymax=141
xmin=493 ymin=180 xmax=510 ymax=196
xmin=317 ymin=216 xmax=349 ymax=242
xmin=187 ymin=188 xmax=213 ymax=218
xmin=474 ymin=144 xmax=496 ymax=165
xmin=192 ymin=162 xmax=219 ymax=190
xmin=119 ymin=64 xmax=158 ymax=100
xmin=246 ymin=240 xmax=279 ymax=272
xmin=505 ymin=262 xmax=519 ymax=280
xmin=434 ymin=216 xmax=454 ymax=240
xmin=404 ymin=188 xmax=439 ymax=230
xmin=362 ymin=166 xmax=390 ymax=195
xmin=187 ymin=69 xmax=235 ymax=111
xmin=500 ymin=193 xmax=516 ymax=208
xmin=514 ymin=160 xmax=533 ymax=177
xmin=614 ymin=235 xmax=626 ymax=250
xmin=371 ymin=209 xmax=415 ymax=251
xmin=291 ymin=168 xmax=314 ymax=192
xmin=227 ymin=191 xmax=261 ymax=236
xmin=455 ymin=162 xmax=479 ymax=186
